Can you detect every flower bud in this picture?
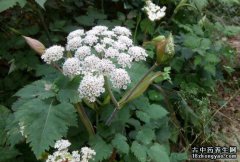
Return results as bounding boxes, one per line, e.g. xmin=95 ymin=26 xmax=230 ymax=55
xmin=155 ymin=33 xmax=175 ymax=64
xmin=23 ymin=36 xmax=45 ymax=55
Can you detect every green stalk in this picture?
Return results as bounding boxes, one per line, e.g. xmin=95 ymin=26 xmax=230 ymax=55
xmin=122 ymin=62 xmax=158 ymax=103
xmin=106 ymin=63 xmax=158 ymax=125
xmin=104 ymin=76 xmax=120 ymax=126
xmin=75 ymin=103 xmax=95 ymax=136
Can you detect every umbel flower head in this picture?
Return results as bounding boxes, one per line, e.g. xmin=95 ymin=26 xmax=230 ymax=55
xmin=143 ymin=0 xmax=166 ymax=21
xmin=46 ymin=139 xmax=95 ymax=162
xmin=40 ymin=25 xmax=148 ymax=102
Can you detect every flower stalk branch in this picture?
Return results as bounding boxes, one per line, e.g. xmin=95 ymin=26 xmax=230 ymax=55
xmin=122 ymin=62 xmax=158 ymax=103
xmin=106 ymin=62 xmax=158 ymax=126
xmin=75 ymin=103 xmax=95 ymax=136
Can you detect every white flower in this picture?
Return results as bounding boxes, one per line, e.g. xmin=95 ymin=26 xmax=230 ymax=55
xmin=102 ymin=37 xmax=114 ymax=46
xmin=47 ymin=139 xmax=95 ymax=162
xmin=67 ymin=29 xmax=85 ymax=41
xmin=81 ymin=147 xmax=96 ymax=162
xmin=98 ymin=59 xmax=116 ymax=75
xmin=54 ymin=139 xmax=71 ymax=151
xmin=128 ymin=46 xmax=148 ymax=61
xmin=102 ymin=30 xmax=116 ymax=37
xmin=63 ymin=58 xmax=81 ymax=77
xmin=113 ymin=41 xmax=128 ymax=51
xmin=110 ymin=68 xmax=131 ymax=89
xmin=91 ymin=25 xmax=108 ymax=32
xmin=94 ymin=43 xmax=106 ymax=53
xmin=105 ymin=47 xmax=119 ymax=58
xmin=83 ymin=35 xmax=98 ymax=46
xmin=118 ymin=35 xmax=133 ymax=46
xmin=75 ymin=46 xmax=91 ymax=60
xmin=117 ymin=53 xmax=133 ymax=68
xmin=66 ymin=37 xmax=82 ymax=51
xmin=78 ymin=74 xmax=105 ymax=102
xmin=112 ymin=26 xmax=132 ymax=37
xmin=81 ymin=55 xmax=101 ymax=74
xmin=143 ymin=0 xmax=166 ymax=21
xmin=71 ymin=151 xmax=81 ymax=162
xmin=41 ymin=45 xmax=64 ymax=64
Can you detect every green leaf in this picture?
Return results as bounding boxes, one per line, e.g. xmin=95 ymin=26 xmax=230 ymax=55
xmin=90 ymin=135 xmax=113 ymax=162
xmin=0 ymin=0 xmax=26 ymax=13
xmin=111 ymin=133 xmax=129 ymax=154
xmin=148 ymin=90 xmax=164 ymax=101
xmin=148 ymin=143 xmax=170 ymax=162
xmin=136 ymin=111 xmax=150 ymax=123
xmin=136 ymin=127 xmax=155 ymax=145
xmin=0 ymin=147 xmax=20 ymax=162
xmin=15 ymin=99 xmax=77 ymax=158
xmin=15 ymin=80 xmax=55 ymax=100
xmin=75 ymin=15 xmax=95 ymax=26
xmin=119 ymin=71 xmax=162 ymax=106
xmin=170 ymin=152 xmax=188 ymax=162
xmin=0 ymin=105 xmax=10 ymax=145
xmin=191 ymin=0 xmax=208 ymax=10
xmin=146 ymin=104 xmax=169 ymax=120
xmin=131 ymin=141 xmax=147 ymax=162
xmin=140 ymin=18 xmax=155 ymax=35
xmin=35 ymin=0 xmax=47 ymax=8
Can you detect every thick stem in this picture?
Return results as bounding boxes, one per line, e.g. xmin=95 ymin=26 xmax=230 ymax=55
xmin=75 ymin=103 xmax=95 ymax=136
xmin=123 ymin=62 xmax=158 ymax=103
xmin=104 ymin=76 xmax=119 ymax=109
xmin=106 ymin=63 xmax=159 ymax=126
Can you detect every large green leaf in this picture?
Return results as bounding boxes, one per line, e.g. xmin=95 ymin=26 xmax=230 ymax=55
xmin=15 ymin=80 xmax=55 ymax=100
xmin=0 ymin=0 xmax=26 ymax=13
xmin=15 ymin=99 xmax=77 ymax=158
xmin=136 ymin=127 xmax=155 ymax=145
xmin=90 ymin=135 xmax=113 ymax=162
xmin=131 ymin=141 xmax=147 ymax=162
xmin=147 ymin=143 xmax=170 ymax=162
xmin=0 ymin=147 xmax=20 ymax=162
xmin=0 ymin=105 xmax=10 ymax=145
xmin=35 ymin=0 xmax=47 ymax=8
xmin=111 ymin=133 xmax=129 ymax=154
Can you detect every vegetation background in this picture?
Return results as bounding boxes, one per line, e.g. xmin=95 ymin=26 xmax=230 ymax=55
xmin=0 ymin=0 xmax=240 ymax=161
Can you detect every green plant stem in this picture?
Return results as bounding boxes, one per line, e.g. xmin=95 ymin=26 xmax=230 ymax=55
xmin=106 ymin=62 xmax=159 ymax=126
xmin=75 ymin=103 xmax=95 ymax=136
xmin=133 ymin=12 xmax=141 ymax=43
xmin=123 ymin=62 xmax=158 ymax=103
xmin=104 ymin=76 xmax=120 ymax=126
xmin=104 ymin=76 xmax=119 ymax=108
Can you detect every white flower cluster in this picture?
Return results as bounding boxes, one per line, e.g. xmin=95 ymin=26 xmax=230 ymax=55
xmin=143 ymin=0 xmax=166 ymax=21
xmin=46 ymin=139 xmax=96 ymax=162
xmin=41 ymin=45 xmax=64 ymax=64
xmin=41 ymin=25 xmax=148 ymax=102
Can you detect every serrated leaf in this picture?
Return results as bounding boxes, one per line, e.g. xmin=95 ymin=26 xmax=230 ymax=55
xmin=35 ymin=0 xmax=47 ymax=9
xmin=111 ymin=133 xmax=129 ymax=154
xmin=57 ymin=89 xmax=80 ymax=103
xmin=146 ymin=104 xmax=169 ymax=120
xmin=136 ymin=111 xmax=150 ymax=123
xmin=0 ymin=105 xmax=10 ymax=145
xmin=15 ymin=80 xmax=55 ymax=100
xmin=148 ymin=143 xmax=170 ymax=162
xmin=170 ymin=152 xmax=188 ymax=162
xmin=5 ymin=115 xmax=23 ymax=146
xmin=0 ymin=0 xmax=27 ymax=13
xmin=0 ymin=147 xmax=20 ymax=162
xmin=15 ymin=99 xmax=77 ymax=158
xmin=90 ymin=135 xmax=113 ymax=162
xmin=136 ymin=127 xmax=155 ymax=145
xmin=131 ymin=141 xmax=147 ymax=162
